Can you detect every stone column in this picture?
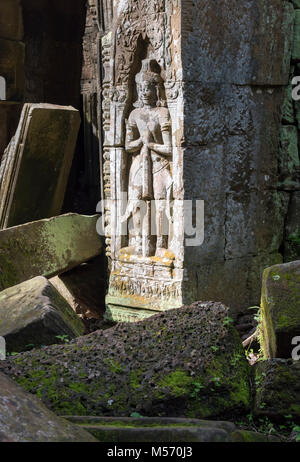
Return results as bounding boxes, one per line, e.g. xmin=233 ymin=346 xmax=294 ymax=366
xmin=103 ymin=0 xmax=294 ymax=322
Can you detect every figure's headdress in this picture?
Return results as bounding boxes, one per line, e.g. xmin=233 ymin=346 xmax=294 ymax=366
xmin=134 ymin=59 xmax=166 ymax=107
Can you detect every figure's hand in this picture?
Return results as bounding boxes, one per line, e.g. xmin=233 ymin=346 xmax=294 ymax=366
xmin=141 ymin=130 xmax=152 ymax=147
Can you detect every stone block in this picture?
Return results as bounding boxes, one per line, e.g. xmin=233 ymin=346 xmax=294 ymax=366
xmin=292 ymin=10 xmax=300 ymax=61
xmin=63 ymin=416 xmax=278 ymax=442
xmin=260 ymin=260 xmax=300 ymax=358
xmin=0 ymin=0 xmax=23 ymax=41
xmin=50 ymin=255 xmax=107 ymax=319
xmin=278 ymin=125 xmax=299 ymax=180
xmin=225 ymin=191 xmax=289 ymax=259
xmin=193 ymin=253 xmax=282 ymax=316
xmin=254 ymin=359 xmax=300 ymax=420
xmin=0 ymin=39 xmax=24 ymax=100
xmin=0 ymin=102 xmax=22 ymax=161
xmin=0 ymin=372 xmax=97 ymax=442
xmin=282 ymin=84 xmax=295 ymax=125
xmin=284 ymin=192 xmax=300 ymax=262
xmin=0 ymin=103 xmax=81 ymax=228
xmin=0 ymin=213 xmax=103 ymax=291
xmin=182 ymin=0 xmax=294 ymax=85
xmin=0 ymin=276 xmax=85 ymax=352
xmin=0 ymin=302 xmax=251 ymax=420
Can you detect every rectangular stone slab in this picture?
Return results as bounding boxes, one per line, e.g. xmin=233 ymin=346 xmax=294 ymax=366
xmin=0 ymin=213 xmax=103 ymax=291
xmin=0 ymin=276 xmax=85 ymax=352
xmin=0 ymin=103 xmax=81 ymax=229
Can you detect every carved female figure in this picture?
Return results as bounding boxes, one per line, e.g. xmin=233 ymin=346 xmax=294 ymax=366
xmin=121 ymin=59 xmax=173 ymax=257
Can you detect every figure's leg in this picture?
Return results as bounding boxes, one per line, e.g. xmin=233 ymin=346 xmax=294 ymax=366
xmin=130 ymin=202 xmax=142 ymax=254
xmin=155 ymin=199 xmax=168 ymax=250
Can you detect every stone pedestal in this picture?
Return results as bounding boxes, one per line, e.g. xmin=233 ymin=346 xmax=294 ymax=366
xmin=103 ymin=0 xmax=294 ymax=321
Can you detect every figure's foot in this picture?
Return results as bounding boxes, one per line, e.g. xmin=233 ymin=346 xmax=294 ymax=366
xmin=119 ymin=245 xmax=142 ymax=257
xmin=155 ymin=247 xmax=175 ymax=260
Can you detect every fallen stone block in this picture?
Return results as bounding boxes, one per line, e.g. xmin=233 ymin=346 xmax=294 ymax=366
xmin=0 ymin=276 xmax=85 ymax=352
xmin=0 ymin=372 xmax=97 ymax=442
xmin=260 ymin=260 xmax=300 ymax=358
xmin=0 ymin=213 xmax=103 ymax=291
xmin=0 ymin=301 xmax=251 ymax=420
xmin=0 ymin=103 xmax=80 ymax=228
xmin=50 ymin=254 xmax=107 ymax=320
xmin=253 ymin=359 xmax=300 ymax=421
xmin=64 ymin=416 xmax=279 ymax=442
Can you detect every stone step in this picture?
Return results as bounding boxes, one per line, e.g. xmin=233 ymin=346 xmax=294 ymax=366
xmin=63 ymin=416 xmax=279 ymax=443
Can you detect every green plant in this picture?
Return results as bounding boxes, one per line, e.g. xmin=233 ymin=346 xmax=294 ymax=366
xmin=56 ymin=335 xmax=70 ymax=344
xmin=292 ymin=426 xmax=300 ymax=442
xmin=231 ymin=352 xmax=242 ymax=366
xmin=257 ymin=417 xmax=276 ymax=435
xmin=289 ymin=231 xmax=300 ymax=247
xmin=190 ymin=381 xmax=205 ymax=399
xmin=210 ymin=345 xmax=219 ymax=352
xmin=130 ymin=412 xmax=144 ymax=418
xmin=223 ymin=316 xmax=233 ymax=327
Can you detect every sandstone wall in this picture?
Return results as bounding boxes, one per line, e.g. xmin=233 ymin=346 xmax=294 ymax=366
xmin=181 ymin=0 xmax=295 ymax=315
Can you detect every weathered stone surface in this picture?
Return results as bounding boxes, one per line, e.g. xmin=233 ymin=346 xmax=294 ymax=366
xmin=193 ymin=253 xmax=283 ymax=316
xmin=0 ymin=102 xmax=22 ymax=161
xmin=225 ymin=191 xmax=289 ymax=259
xmin=0 ymin=302 xmax=251 ymax=419
xmin=0 ymin=213 xmax=103 ymax=291
xmin=291 ymin=0 xmax=300 ymax=9
xmin=0 ymin=371 xmax=97 ymax=442
xmin=63 ymin=416 xmax=278 ymax=442
xmin=0 ymin=39 xmax=24 ymax=100
xmin=0 ymin=0 xmax=23 ymax=41
xmin=0 ymin=276 xmax=85 ymax=352
xmin=102 ymin=0 xmax=293 ymax=321
xmin=292 ymin=10 xmax=300 ymax=61
xmin=278 ymin=125 xmax=299 ymax=180
xmin=282 ymin=83 xmax=295 ymax=125
xmin=253 ymin=359 xmax=300 ymax=421
xmin=50 ymin=255 xmax=107 ymax=319
xmin=260 ymin=260 xmax=300 ymax=358
xmin=182 ymin=0 xmax=294 ymax=85
xmin=0 ymin=103 xmax=80 ymax=228
xmin=284 ymin=192 xmax=300 ymax=262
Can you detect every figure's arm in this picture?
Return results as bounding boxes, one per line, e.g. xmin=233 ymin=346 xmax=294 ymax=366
xmin=148 ymin=119 xmax=172 ymax=157
xmin=125 ymin=114 xmax=143 ymax=153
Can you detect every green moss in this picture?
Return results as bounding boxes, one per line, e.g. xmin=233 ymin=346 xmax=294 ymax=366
xmin=157 ymin=370 xmax=193 ymax=398
xmin=104 ymin=358 xmax=124 ymax=374
xmin=130 ymin=369 xmax=144 ymax=390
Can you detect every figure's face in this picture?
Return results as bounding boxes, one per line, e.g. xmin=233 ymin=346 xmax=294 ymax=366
xmin=138 ymin=80 xmax=157 ymax=106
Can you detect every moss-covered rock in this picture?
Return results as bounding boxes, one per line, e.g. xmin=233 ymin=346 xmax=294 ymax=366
xmin=0 ymin=213 xmax=103 ymax=291
xmin=260 ymin=260 xmax=300 ymax=358
xmin=0 ymin=372 xmax=97 ymax=442
xmin=0 ymin=301 xmax=251 ymax=420
xmin=0 ymin=276 xmax=85 ymax=352
xmin=253 ymin=359 xmax=300 ymax=422
xmin=62 ymin=416 xmax=278 ymax=442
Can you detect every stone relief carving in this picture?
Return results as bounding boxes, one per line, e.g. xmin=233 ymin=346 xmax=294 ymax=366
xmin=121 ymin=59 xmax=174 ymax=258
xmin=103 ymin=0 xmax=183 ymax=321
